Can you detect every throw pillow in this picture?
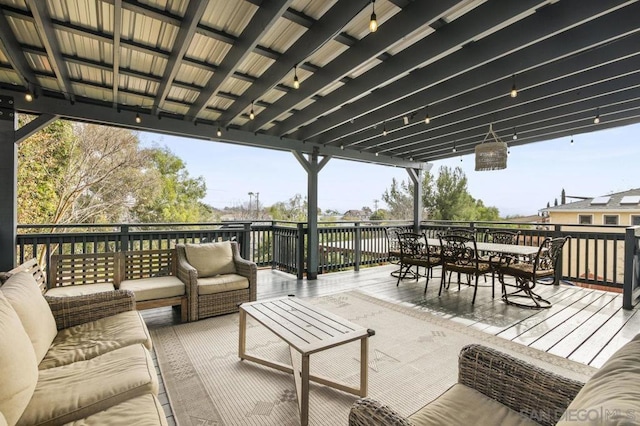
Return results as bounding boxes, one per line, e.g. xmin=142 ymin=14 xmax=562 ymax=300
xmin=1 ymin=271 xmax=58 ymax=363
xmin=184 ymin=241 xmax=236 ymax=278
xmin=0 ymin=292 xmax=39 ymax=426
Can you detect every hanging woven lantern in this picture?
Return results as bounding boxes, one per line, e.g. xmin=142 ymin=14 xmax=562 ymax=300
xmin=475 ymin=123 xmax=508 ymax=171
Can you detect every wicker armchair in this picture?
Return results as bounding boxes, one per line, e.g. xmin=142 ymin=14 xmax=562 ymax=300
xmin=176 ymin=241 xmax=257 ymax=321
xmin=349 ymin=344 xmax=585 ymax=426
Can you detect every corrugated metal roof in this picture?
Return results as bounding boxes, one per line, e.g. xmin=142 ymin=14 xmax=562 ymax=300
xmin=2 ymin=0 xmax=640 ymax=168
xmin=544 ymin=189 xmax=640 ymax=212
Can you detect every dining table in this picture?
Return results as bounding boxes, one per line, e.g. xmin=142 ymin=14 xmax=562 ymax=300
xmin=426 ymin=237 xmax=542 ymax=306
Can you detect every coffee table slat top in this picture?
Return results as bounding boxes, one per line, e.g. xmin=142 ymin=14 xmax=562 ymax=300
xmin=240 ymin=297 xmax=370 ymax=355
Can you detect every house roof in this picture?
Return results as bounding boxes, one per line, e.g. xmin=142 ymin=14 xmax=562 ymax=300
xmin=2 ymin=0 xmax=640 ymax=168
xmin=542 ymin=188 xmax=640 ymax=212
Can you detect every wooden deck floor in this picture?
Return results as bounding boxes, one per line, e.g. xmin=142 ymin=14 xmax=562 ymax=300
xmin=144 ymin=264 xmax=639 ymax=370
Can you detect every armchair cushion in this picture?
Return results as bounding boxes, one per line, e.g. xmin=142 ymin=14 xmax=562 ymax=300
xmin=184 ymin=242 xmax=236 ymax=277
xmin=197 ymin=274 xmax=249 ymax=295
xmin=0 ymin=293 xmax=38 ymax=426
xmin=409 ymin=384 xmax=539 ymax=426
xmin=557 ymin=333 xmax=640 ymax=426
xmin=0 ymin=271 xmax=58 ymax=363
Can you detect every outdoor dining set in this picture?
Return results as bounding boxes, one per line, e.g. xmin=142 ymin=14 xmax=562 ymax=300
xmin=386 ymin=227 xmax=570 ymax=309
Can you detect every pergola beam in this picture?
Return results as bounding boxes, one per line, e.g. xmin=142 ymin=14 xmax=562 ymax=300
xmin=285 ymin=0 xmax=634 ymax=142
xmin=152 ymin=0 xmax=208 ymax=116
xmin=0 ymin=10 xmax=38 ymax=89
xmin=348 ymin=40 xmax=640 ymax=154
xmin=5 ymin=86 xmax=426 ymax=170
xmin=244 ymin=0 xmax=461 ymax=132
xmin=26 ymin=0 xmax=74 ymax=103
xmin=112 ymin=0 xmax=121 ymax=108
xmin=217 ymin=0 xmax=370 ymax=125
xmin=15 ymin=113 xmax=58 ymax=144
xmin=186 ymin=0 xmax=294 ymax=121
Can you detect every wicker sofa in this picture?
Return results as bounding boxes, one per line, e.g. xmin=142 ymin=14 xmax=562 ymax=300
xmin=48 ymin=249 xmax=188 ymax=322
xmin=0 ymin=266 xmax=165 ymax=426
xmin=176 ymin=241 xmax=257 ymax=321
xmin=349 ymin=339 xmax=640 ymax=426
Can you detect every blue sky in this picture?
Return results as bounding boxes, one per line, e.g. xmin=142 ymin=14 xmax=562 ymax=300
xmin=139 ymin=122 xmax=640 ymax=217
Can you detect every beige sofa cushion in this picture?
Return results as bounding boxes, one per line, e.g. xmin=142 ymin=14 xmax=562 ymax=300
xmin=1 ymin=271 xmax=58 ymax=363
xmin=184 ymin=242 xmax=236 ymax=277
xmin=409 ymin=384 xmax=539 ymax=426
xmin=0 ymin=293 xmax=39 ymax=426
xmin=62 ymin=394 xmax=167 ymax=426
xmin=119 ymin=276 xmax=184 ymax=301
xmin=0 ymin=411 xmax=7 ymax=426
xmin=45 ymin=283 xmax=116 ymax=297
xmin=557 ymin=333 xmax=640 ymax=426
xmin=18 ymin=343 xmax=158 ymax=426
xmin=40 ymin=310 xmax=152 ymax=369
xmin=197 ymin=274 xmax=249 ymax=295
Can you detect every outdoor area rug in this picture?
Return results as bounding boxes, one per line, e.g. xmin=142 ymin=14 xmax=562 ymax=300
xmin=151 ymin=291 xmax=598 ymax=426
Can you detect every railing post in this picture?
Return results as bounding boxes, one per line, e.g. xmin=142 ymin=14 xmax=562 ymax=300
xmin=296 ymin=223 xmax=305 ymax=280
xmin=242 ymin=222 xmax=251 ymax=260
xmin=623 ymin=226 xmax=640 ymax=310
xmin=553 ymin=224 xmax=563 ymax=285
xmin=270 ymin=222 xmax=276 ymax=270
xmin=354 ymin=222 xmax=362 ymax=272
xmin=120 ymin=225 xmax=130 ymax=252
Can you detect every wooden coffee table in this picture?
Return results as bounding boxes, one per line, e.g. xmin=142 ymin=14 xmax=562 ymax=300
xmin=238 ymin=296 xmax=375 ymax=426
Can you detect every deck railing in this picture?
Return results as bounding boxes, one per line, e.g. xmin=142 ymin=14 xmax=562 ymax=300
xmin=15 ymin=219 xmax=638 ymax=308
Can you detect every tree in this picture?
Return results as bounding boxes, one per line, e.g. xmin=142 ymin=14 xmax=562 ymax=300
xmin=268 ymin=194 xmax=308 ymax=221
xmin=18 ymin=121 xmax=153 ymax=225
xmin=133 ymin=147 xmax=210 ymax=223
xmin=381 ymin=166 xmax=500 ymax=221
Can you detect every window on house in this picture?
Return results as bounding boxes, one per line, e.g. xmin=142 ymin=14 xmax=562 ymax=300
xmin=603 ymin=215 xmax=619 ymax=225
xmin=631 ymin=215 xmax=640 ymax=226
xmin=578 ymin=215 xmax=593 ymax=225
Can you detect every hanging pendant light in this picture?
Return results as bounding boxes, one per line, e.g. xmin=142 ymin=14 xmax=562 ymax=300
xmin=382 ymin=122 xmax=387 ymax=136
xmin=293 ymin=65 xmax=300 ymax=89
xmin=512 ymin=127 xmax=518 ymax=140
xmin=452 ymin=140 xmax=457 ymax=153
xmin=510 ymin=74 xmax=518 ymax=98
xmin=249 ymin=101 xmax=255 ymax=120
xmin=216 ymin=127 xmax=222 ymax=137
xmin=594 ymin=108 xmax=600 ymax=124
xmin=135 ymin=113 xmax=142 ymax=124
xmin=369 ymin=1 xmax=378 ymax=33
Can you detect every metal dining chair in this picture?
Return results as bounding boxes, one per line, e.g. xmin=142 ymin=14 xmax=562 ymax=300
xmin=438 ymin=234 xmax=491 ymax=304
xmin=498 ymin=236 xmax=571 ymax=308
xmin=396 ymin=232 xmax=443 ymax=294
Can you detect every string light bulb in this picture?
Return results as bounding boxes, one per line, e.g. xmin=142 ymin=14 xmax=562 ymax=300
xmin=249 ymin=101 xmax=255 ymax=120
xmin=369 ymin=0 xmax=378 ymax=33
xmin=293 ymin=65 xmax=300 ymax=89
xmin=135 ymin=113 xmax=141 ymax=124
xmin=512 ymin=127 xmax=518 ymax=140
xmin=424 ymin=112 xmax=430 ymax=124
xmin=375 ymin=151 xmax=379 ymax=156
xmin=25 ymin=92 xmax=33 ymax=102
xmin=382 ymin=122 xmax=387 ymax=136
xmin=510 ymin=75 xmax=518 ymax=98
xmin=216 ymin=127 xmax=222 ymax=137
xmin=452 ymin=141 xmax=457 ymax=153
xmin=594 ymin=108 xmax=600 ymax=124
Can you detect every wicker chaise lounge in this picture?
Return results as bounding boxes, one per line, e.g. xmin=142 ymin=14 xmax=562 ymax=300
xmin=349 ymin=338 xmax=640 ymax=426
